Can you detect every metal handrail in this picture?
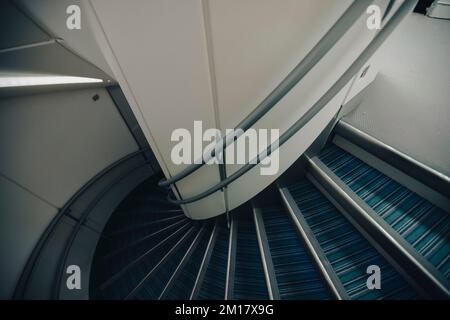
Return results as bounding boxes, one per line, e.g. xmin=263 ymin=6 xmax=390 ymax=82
xmin=13 ymin=148 xmax=149 ymax=299
xmin=53 ymin=154 xmax=152 ymax=298
xmin=166 ymin=0 xmax=417 ymax=205
xmin=158 ymin=0 xmax=374 ymax=188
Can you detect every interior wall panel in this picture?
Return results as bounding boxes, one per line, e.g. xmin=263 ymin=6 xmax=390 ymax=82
xmin=0 ymin=88 xmax=139 ymax=208
xmin=15 ymin=0 xmax=115 ymax=78
xmin=206 ymin=0 xmax=353 ymax=130
xmin=0 ymin=175 xmax=58 ymax=299
xmin=88 ymin=0 xmax=225 ymax=217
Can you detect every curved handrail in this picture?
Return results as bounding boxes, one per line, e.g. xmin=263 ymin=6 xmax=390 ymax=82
xmin=158 ymin=0 xmax=374 ymax=188
xmin=13 ymin=148 xmax=149 ymax=299
xmin=52 ymin=153 xmax=154 ymax=298
xmin=167 ymin=0 xmax=417 ymax=205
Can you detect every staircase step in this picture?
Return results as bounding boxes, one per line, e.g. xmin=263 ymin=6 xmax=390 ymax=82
xmin=286 ymin=178 xmax=418 ymax=300
xmin=257 ymin=204 xmax=334 ymax=300
xmin=130 ymin=225 xmax=200 ymax=299
xmin=232 ymin=211 xmax=269 ymax=300
xmin=319 ymin=144 xmax=450 ymax=291
xmin=161 ymin=223 xmax=213 ymax=300
xmin=196 ymin=219 xmax=229 ymax=300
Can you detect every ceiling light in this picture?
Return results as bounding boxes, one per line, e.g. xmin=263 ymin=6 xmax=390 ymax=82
xmin=0 ymin=75 xmax=103 ymax=88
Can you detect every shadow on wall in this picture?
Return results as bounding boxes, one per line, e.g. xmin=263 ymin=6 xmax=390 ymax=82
xmin=414 ymin=0 xmax=434 ymax=14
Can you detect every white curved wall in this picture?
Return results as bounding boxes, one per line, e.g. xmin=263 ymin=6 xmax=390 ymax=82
xmin=0 ymin=88 xmax=139 ymax=298
xmin=87 ymin=0 xmax=392 ymax=219
xmin=225 ymin=0 xmax=390 ymax=211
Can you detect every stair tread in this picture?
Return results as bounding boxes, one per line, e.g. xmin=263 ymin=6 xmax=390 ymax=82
xmin=197 ymin=220 xmax=229 ymax=300
xmin=320 ymin=144 xmax=450 ymax=280
xmin=260 ymin=206 xmax=332 ymax=300
xmin=164 ymin=225 xmax=212 ymax=300
xmin=287 ymin=179 xmax=417 ymax=300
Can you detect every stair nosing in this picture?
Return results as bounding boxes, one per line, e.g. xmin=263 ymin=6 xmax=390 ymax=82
xmin=278 ymin=184 xmax=350 ymax=300
xmin=307 ymin=154 xmax=450 ymax=298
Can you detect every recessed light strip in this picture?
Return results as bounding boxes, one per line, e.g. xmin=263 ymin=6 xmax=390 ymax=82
xmin=0 ymin=75 xmax=103 ymax=88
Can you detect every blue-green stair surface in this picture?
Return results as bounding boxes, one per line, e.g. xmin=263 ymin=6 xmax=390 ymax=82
xmin=287 ymin=179 xmax=417 ymax=299
xmin=320 ymin=144 xmax=450 ymax=280
xmin=260 ymin=206 xmax=333 ymax=299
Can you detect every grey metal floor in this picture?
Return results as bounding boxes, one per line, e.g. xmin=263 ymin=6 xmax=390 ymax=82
xmin=343 ymin=13 xmax=450 ymax=176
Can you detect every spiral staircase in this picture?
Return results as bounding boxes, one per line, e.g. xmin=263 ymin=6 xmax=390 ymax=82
xmin=3 ymin=0 xmax=449 ymax=301
xmin=89 ymin=121 xmax=450 ymax=300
